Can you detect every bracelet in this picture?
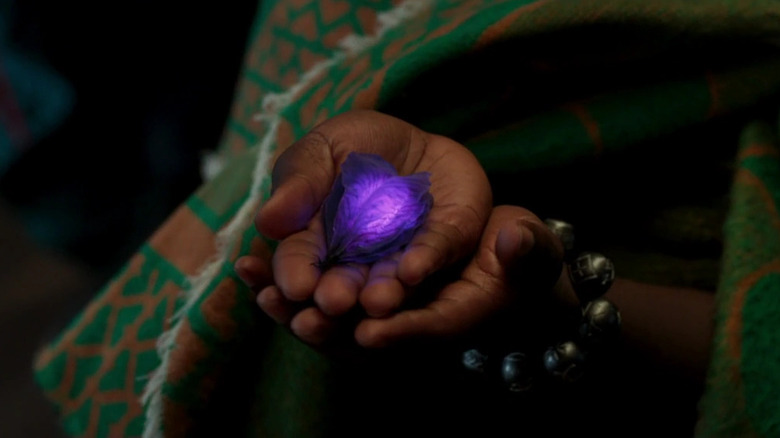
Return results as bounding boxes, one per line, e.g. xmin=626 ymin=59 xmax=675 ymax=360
xmin=461 ymin=218 xmax=621 ymax=392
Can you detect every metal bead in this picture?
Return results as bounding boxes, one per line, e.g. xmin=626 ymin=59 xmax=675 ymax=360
xmin=501 ymin=352 xmax=534 ymax=392
xmin=462 ymin=348 xmax=489 ymax=374
xmin=579 ymin=298 xmax=621 ymax=346
xmin=543 ymin=341 xmax=586 ymax=383
xmin=544 ymin=218 xmax=575 ymax=256
xmin=568 ymin=252 xmax=615 ymax=302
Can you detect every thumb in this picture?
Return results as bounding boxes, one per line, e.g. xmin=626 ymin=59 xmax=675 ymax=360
xmin=355 ymin=206 xmax=564 ymax=348
xmin=256 ymin=130 xmax=336 ymax=240
xmin=496 ymin=213 xmax=564 ymax=294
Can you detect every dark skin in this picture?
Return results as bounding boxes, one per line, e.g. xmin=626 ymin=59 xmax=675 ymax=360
xmin=234 ymin=110 xmax=714 ymax=382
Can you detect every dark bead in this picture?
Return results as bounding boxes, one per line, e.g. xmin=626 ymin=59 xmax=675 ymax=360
xmin=462 ymin=348 xmax=489 ymax=374
xmin=568 ymin=252 xmax=615 ymax=302
xmin=579 ymin=298 xmax=621 ymax=346
xmin=544 ymin=218 xmax=575 ymax=257
xmin=501 ymin=352 xmax=533 ymax=392
xmin=543 ymin=341 xmax=586 ymax=383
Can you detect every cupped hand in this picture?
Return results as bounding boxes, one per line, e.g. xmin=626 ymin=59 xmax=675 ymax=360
xmin=354 ymin=205 xmax=567 ymax=348
xmin=236 ymin=203 xmax=569 ymax=352
xmin=238 ymin=110 xmax=493 ymax=346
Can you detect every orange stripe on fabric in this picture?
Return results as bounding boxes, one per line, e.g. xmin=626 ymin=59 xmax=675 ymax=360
xmin=724 ymin=259 xmax=780 ymax=361
xmin=149 ymin=205 xmax=218 ymax=277
xmin=738 ymin=143 xmax=780 ymax=161
xmin=565 ymin=103 xmax=604 ymax=155
xmin=705 ymin=70 xmax=723 ymax=117
xmin=724 ymin=168 xmax=780 ymax=361
xmin=736 ymin=169 xmax=780 ymax=233
xmin=85 ymin=397 xmax=101 ymax=438
xmin=474 ymin=0 xmax=552 ymax=49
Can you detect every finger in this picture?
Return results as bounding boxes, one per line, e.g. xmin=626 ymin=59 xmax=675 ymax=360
xmin=497 ymin=216 xmax=564 ymax=292
xmin=397 ymin=138 xmax=491 ymax=286
xmin=355 ymin=281 xmax=493 ymax=348
xmin=257 ymin=285 xmax=298 ymax=325
xmin=355 ymin=205 xmax=563 ymax=348
xmin=313 ymin=263 xmax=369 ymax=317
xmin=290 ymin=306 xmax=337 ymax=346
xmin=359 ymin=253 xmax=406 ymax=317
xmin=234 ymin=255 xmax=273 ymax=291
xmin=256 ymin=110 xmax=423 ymax=240
xmin=272 ymin=220 xmax=326 ymax=302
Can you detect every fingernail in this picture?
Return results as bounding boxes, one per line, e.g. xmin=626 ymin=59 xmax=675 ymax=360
xmin=496 ymin=221 xmax=534 ymax=264
xmin=234 ymin=261 xmax=255 ymax=288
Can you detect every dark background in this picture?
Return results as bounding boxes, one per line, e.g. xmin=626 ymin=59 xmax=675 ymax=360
xmin=0 ymin=2 xmax=257 ymax=436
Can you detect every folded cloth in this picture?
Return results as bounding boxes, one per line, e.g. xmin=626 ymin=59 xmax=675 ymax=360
xmin=33 ymin=0 xmax=780 ymax=436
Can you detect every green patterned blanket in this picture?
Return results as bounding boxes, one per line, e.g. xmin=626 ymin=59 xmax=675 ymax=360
xmin=34 ymin=1 xmax=780 ymax=436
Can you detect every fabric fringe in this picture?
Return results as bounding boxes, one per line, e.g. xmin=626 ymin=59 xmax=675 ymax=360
xmin=139 ymin=1 xmax=433 ymax=436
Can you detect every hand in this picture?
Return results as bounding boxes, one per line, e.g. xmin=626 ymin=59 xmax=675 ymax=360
xmin=237 ymin=110 xmax=493 ymax=346
xmin=354 ymin=205 xmax=566 ymax=348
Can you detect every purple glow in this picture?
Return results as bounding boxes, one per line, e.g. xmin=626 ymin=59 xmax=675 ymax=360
xmin=320 ymin=152 xmax=432 ymax=267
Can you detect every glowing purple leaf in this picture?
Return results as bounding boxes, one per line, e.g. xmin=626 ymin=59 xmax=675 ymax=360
xmin=320 ymin=152 xmax=433 ymax=267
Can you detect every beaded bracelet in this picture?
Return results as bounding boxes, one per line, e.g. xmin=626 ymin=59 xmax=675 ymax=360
xmin=461 ymin=219 xmax=621 ymax=392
